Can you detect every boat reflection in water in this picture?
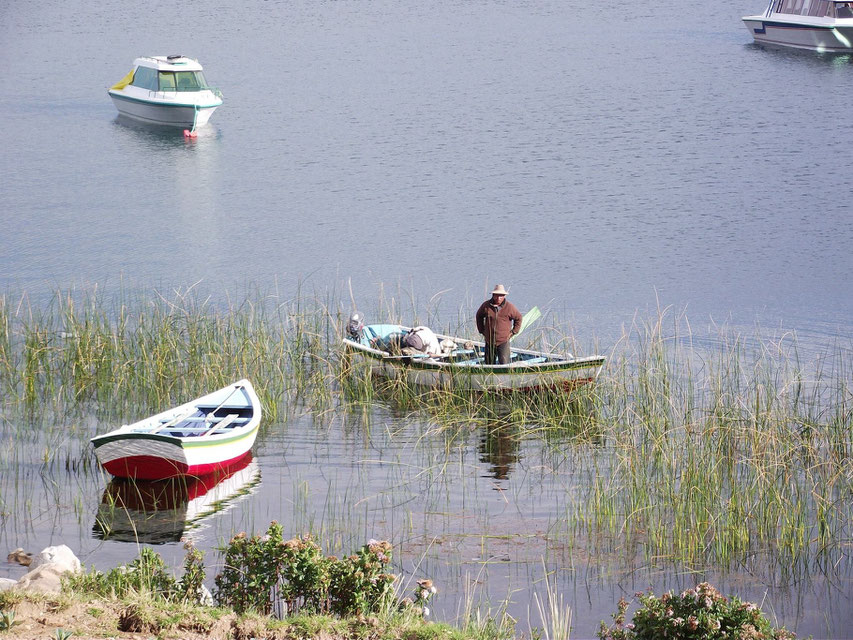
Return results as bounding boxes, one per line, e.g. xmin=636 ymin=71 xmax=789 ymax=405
xmin=93 ymin=452 xmax=260 ymax=544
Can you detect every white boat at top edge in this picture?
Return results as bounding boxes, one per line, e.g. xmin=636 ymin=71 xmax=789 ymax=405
xmin=90 ymin=379 xmax=261 ymax=479
xmin=743 ymin=0 xmax=853 ymax=51
xmin=108 ymin=55 xmax=223 ymax=128
xmin=343 ymin=322 xmax=605 ymax=392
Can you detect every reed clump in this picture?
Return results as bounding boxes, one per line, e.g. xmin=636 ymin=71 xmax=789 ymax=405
xmin=572 ymin=313 xmax=852 ymax=576
xmin=0 ymin=289 xmax=339 ymax=423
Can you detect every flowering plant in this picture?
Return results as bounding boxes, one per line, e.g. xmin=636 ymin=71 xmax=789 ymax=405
xmin=597 ymin=582 xmax=800 ymax=640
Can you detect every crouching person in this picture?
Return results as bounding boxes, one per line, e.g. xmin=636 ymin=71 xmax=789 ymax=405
xmin=402 ymin=326 xmax=442 ymax=356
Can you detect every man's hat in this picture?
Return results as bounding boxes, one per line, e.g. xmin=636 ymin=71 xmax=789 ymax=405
xmin=491 ymin=284 xmax=508 ymax=296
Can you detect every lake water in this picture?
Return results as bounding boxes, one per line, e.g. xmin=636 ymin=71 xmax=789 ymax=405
xmin=1 ymin=0 xmax=851 ymax=637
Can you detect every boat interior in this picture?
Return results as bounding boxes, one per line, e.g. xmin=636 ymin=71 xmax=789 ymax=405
xmin=151 ymin=405 xmax=254 ymax=438
xmin=356 ymin=324 xmax=552 ymax=365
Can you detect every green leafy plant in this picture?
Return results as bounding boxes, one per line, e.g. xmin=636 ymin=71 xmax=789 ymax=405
xmin=65 ymin=544 xmax=206 ymax=604
xmin=53 ymin=629 xmax=73 ymax=640
xmin=597 ymin=582 xmax=799 ymax=640
xmin=327 ymin=539 xmax=397 ymax=617
xmin=173 ymin=539 xmax=206 ymax=604
xmin=279 ymin=534 xmax=331 ymax=613
xmin=214 ymin=521 xmax=288 ymax=615
xmin=0 ymin=609 xmax=18 ymax=631
xmin=214 ymin=523 xmax=426 ymax=619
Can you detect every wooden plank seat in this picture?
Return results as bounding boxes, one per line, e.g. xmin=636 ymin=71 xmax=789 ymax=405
xmin=162 ymin=414 xmax=242 ymax=437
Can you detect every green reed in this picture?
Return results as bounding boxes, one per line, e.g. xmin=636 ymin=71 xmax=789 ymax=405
xmin=0 ymin=288 xmax=343 ymax=423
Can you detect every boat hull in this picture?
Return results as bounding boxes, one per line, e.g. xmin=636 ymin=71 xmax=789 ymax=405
xmin=91 ymin=380 xmax=261 ymax=479
xmin=743 ymin=16 xmax=853 ymax=51
xmin=108 ymin=91 xmax=220 ymax=128
xmin=361 ymin=357 xmax=600 ymax=391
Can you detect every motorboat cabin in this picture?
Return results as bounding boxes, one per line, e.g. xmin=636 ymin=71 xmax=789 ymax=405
xmin=743 ymin=0 xmax=853 ymax=51
xmin=108 ymin=55 xmax=223 ymax=129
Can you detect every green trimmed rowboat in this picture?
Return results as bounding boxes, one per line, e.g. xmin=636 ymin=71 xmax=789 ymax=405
xmin=343 ymin=322 xmax=605 ymax=392
xmin=90 ymin=379 xmax=261 ymax=479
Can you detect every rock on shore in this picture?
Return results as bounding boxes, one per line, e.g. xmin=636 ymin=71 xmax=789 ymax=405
xmin=3 ymin=545 xmax=82 ymax=593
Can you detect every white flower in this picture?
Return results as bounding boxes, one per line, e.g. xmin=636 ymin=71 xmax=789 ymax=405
xmin=423 ymin=606 xmax=430 ymax=617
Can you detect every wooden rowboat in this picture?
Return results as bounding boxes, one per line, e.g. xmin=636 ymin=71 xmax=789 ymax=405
xmin=91 ymin=379 xmax=261 ymax=479
xmin=343 ymin=323 xmax=605 ymax=392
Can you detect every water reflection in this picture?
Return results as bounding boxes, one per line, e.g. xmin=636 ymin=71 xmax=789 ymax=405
xmin=93 ymin=452 xmax=260 ymax=544
xmin=112 ymin=114 xmax=223 ymax=145
xmin=478 ymin=423 xmax=520 ymax=481
xmin=746 ymin=41 xmax=853 ymax=67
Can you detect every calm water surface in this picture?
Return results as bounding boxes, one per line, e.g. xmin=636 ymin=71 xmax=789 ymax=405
xmin=1 ymin=0 xmax=851 ymax=637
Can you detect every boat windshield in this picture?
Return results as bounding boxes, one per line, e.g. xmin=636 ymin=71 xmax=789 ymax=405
xmin=773 ymin=0 xmax=845 ymax=16
xmin=158 ymin=71 xmax=209 ymax=92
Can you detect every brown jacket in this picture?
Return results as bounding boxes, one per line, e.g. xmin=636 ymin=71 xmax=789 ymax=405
xmin=476 ymin=299 xmax=522 ymax=345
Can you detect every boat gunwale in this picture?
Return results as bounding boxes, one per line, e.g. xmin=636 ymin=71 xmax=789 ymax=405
xmin=90 ymin=420 xmax=260 ymax=449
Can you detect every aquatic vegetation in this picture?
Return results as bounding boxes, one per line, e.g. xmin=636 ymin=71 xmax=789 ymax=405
xmin=0 ymin=287 xmax=850 ymax=635
xmin=0 ymin=288 xmax=339 ymax=422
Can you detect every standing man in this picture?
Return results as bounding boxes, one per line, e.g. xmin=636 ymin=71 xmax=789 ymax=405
xmin=476 ymin=284 xmax=522 ymax=365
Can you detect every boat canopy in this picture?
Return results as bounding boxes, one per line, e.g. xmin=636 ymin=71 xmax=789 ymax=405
xmin=132 ymin=55 xmax=205 ymax=72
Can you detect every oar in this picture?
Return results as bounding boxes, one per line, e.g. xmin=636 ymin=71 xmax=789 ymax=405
xmin=511 ymin=306 xmax=541 ymax=341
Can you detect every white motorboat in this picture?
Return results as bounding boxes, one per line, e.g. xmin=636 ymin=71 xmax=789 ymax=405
xmin=108 ymin=55 xmax=223 ymax=129
xmin=743 ymin=0 xmax=853 ymax=51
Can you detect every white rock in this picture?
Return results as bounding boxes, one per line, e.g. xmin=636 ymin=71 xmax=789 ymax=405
xmin=199 ymin=584 xmax=214 ymax=606
xmin=30 ymin=545 xmax=81 ymax=574
xmin=0 ymin=578 xmax=17 ymax=591
xmin=15 ymin=564 xmax=65 ymax=593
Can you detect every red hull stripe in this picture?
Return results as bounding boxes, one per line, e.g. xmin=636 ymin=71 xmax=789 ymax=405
xmin=102 ymin=452 xmax=253 ymax=480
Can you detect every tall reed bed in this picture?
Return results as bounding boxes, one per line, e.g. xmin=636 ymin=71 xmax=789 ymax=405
xmin=0 ymin=288 xmax=340 ymax=423
xmin=570 ymin=314 xmax=850 ymax=578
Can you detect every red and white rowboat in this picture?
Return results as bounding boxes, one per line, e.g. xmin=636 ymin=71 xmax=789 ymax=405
xmin=91 ymin=379 xmax=261 ymax=480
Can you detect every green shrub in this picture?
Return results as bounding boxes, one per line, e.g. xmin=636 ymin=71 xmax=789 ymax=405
xmin=173 ymin=540 xmax=206 ymax=604
xmin=214 ymin=522 xmax=433 ymax=619
xmin=597 ymin=582 xmax=799 ymax=640
xmin=214 ymin=521 xmax=287 ymax=615
xmin=279 ymin=534 xmax=332 ymax=613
